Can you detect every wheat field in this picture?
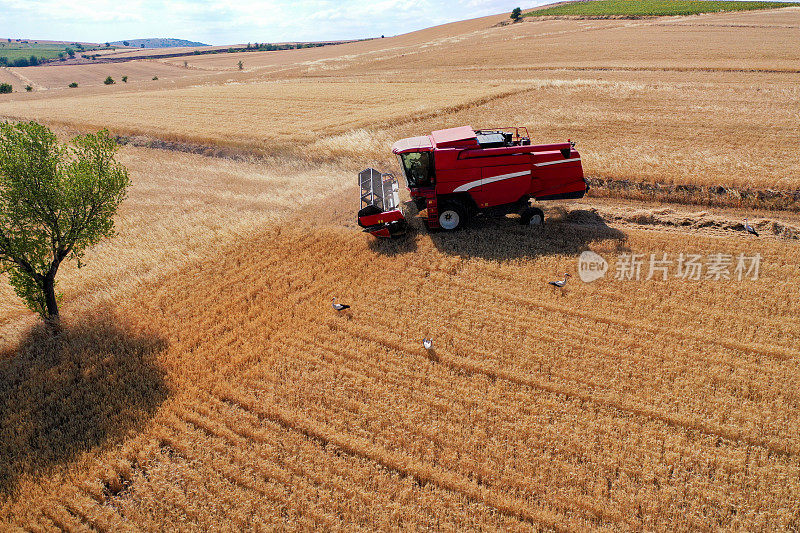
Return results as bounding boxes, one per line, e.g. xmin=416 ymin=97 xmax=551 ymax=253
xmin=2 ymin=5 xmax=800 ymax=531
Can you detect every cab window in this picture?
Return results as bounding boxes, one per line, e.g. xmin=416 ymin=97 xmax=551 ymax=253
xmin=400 ymin=152 xmax=434 ymax=187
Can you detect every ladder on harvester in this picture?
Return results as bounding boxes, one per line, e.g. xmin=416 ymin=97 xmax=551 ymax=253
xmin=357 ymin=168 xmax=407 ymax=238
xmin=359 ymin=168 xmax=400 ymax=214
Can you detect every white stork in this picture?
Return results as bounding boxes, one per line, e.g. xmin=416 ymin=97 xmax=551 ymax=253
xmin=744 ymin=218 xmax=759 ymax=236
xmin=549 ymin=273 xmax=570 ymax=288
xmin=331 ymin=297 xmax=350 ymax=311
xmin=422 ymin=338 xmax=433 ymax=350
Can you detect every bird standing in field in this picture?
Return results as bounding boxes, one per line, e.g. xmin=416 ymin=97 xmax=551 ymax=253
xmin=331 ymin=297 xmax=350 ymax=311
xmin=422 ymin=338 xmax=433 ymax=350
xmin=549 ymin=273 xmax=570 ymax=288
xmin=744 ymin=218 xmax=759 ymax=236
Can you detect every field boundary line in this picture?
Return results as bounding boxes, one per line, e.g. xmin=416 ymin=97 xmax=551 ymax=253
xmin=588 ymin=176 xmax=800 ymax=212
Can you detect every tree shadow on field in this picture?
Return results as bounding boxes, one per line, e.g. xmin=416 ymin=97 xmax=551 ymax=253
xmin=372 ymin=207 xmax=628 ymax=262
xmin=0 ymin=315 xmax=168 ymax=497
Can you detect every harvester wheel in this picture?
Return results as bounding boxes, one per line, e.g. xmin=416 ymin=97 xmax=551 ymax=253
xmin=438 ymin=201 xmax=466 ymax=231
xmin=520 ymin=207 xmax=544 ymax=226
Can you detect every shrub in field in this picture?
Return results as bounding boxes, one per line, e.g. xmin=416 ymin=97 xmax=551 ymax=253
xmin=122 ymin=75 xmax=128 ymax=83
xmin=238 ymin=60 xmax=243 ymax=70
xmin=68 ymin=82 xmax=78 ymax=88
xmin=104 ymin=76 xmax=114 ymax=85
xmin=0 ymin=83 xmax=10 ymax=94
xmin=25 ymin=85 xmax=32 ymax=92
xmin=0 ymin=122 xmax=130 ymax=324
xmin=152 ymin=75 xmax=158 ymax=80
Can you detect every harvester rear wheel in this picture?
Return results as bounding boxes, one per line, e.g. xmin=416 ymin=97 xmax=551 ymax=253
xmin=438 ymin=201 xmax=466 ymax=231
xmin=520 ymin=207 xmax=544 ymax=226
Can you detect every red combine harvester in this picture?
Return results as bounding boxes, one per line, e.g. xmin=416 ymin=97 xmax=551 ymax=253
xmin=358 ymin=125 xmax=588 ymax=237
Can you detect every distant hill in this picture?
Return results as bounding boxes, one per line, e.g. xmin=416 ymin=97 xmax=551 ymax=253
xmin=109 ymin=38 xmax=209 ymax=48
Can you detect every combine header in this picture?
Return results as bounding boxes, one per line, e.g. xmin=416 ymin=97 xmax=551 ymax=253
xmin=358 ymin=125 xmax=588 ymax=237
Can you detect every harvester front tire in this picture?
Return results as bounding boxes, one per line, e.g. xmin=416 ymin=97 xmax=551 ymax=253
xmin=521 ymin=207 xmax=544 ymax=226
xmin=438 ymin=202 xmax=466 ymax=231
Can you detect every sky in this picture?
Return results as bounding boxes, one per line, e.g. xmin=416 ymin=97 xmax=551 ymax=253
xmin=0 ymin=0 xmax=552 ymax=45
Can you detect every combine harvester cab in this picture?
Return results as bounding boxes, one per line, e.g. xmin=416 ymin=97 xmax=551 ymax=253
xmin=357 ymin=168 xmax=407 ymax=238
xmin=390 ymin=125 xmax=588 ymax=231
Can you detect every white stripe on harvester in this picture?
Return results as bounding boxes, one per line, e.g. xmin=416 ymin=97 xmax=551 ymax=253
xmin=452 ymin=170 xmax=531 ymax=193
xmin=534 ymin=157 xmax=581 ymax=167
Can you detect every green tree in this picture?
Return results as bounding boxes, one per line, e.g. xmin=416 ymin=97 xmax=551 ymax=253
xmin=25 ymin=85 xmax=32 ymax=92
xmin=511 ymin=7 xmax=522 ymax=21
xmin=122 ymin=75 xmax=128 ymax=83
xmin=68 ymin=82 xmax=78 ymax=88
xmin=123 ymin=41 xmax=130 ymax=46
xmin=104 ymin=76 xmax=114 ymax=85
xmin=0 ymin=122 xmax=130 ymax=323
xmin=237 ymin=60 xmax=243 ymax=70
xmin=0 ymin=83 xmax=11 ymax=94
